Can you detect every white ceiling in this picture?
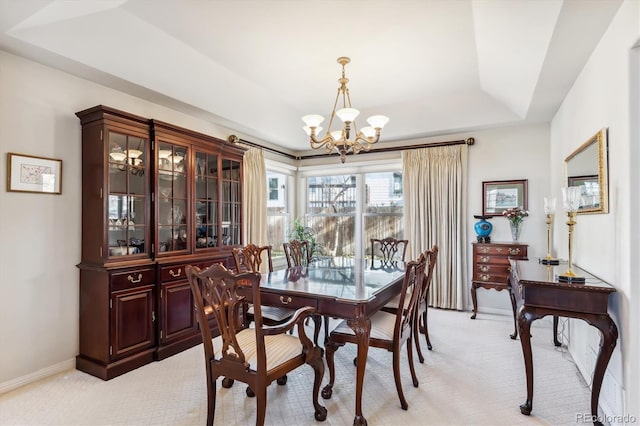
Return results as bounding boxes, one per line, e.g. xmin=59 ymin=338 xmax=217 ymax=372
xmin=0 ymin=0 xmax=623 ymax=154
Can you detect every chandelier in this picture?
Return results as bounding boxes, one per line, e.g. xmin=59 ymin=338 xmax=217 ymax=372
xmin=302 ymin=57 xmax=389 ymax=163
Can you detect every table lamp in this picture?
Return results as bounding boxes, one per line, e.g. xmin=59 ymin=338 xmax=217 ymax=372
xmin=540 ymin=196 xmax=559 ymax=265
xmin=559 ymin=186 xmax=585 ymax=282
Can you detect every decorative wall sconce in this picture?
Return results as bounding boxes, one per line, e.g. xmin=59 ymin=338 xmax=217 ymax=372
xmin=540 ymin=197 xmax=559 ymax=265
xmin=559 ymin=186 xmax=585 ymax=282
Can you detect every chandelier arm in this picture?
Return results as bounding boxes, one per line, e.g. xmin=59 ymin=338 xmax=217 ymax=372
xmin=310 ymin=132 xmax=336 ymax=150
xmin=326 ymin=87 xmax=343 ymax=137
xmin=345 ymin=88 xmax=358 ymax=134
xmin=352 ymin=135 xmax=379 ymax=153
xmin=354 ymin=131 xmax=381 ymax=146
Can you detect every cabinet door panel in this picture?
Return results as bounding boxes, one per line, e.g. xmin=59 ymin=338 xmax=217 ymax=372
xmin=111 ymin=286 xmax=155 ymax=361
xmin=156 ymin=141 xmax=190 ymax=255
xmin=160 ymin=281 xmax=197 ymax=343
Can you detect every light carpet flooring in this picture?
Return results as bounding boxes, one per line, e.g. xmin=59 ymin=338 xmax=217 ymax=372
xmin=0 ymin=309 xmax=591 ymax=425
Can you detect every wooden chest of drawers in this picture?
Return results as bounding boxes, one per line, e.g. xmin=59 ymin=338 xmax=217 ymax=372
xmin=470 ymin=242 xmax=528 ymax=320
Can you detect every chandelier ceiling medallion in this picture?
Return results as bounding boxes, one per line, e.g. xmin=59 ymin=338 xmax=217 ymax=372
xmin=302 ymin=57 xmax=389 ymax=163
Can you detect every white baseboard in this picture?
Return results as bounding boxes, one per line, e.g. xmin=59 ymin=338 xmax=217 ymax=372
xmin=0 ymin=358 xmax=75 ymax=395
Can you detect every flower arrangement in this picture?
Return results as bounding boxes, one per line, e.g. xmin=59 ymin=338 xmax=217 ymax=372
xmin=502 ymin=207 xmax=529 ymax=225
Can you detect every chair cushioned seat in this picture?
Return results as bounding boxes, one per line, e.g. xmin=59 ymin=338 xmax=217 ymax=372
xmin=247 ymin=304 xmax=295 ymax=322
xmin=383 ymin=290 xmax=412 ymax=310
xmin=331 ymin=310 xmax=397 ymax=341
xmin=213 ymin=328 xmax=303 ymax=371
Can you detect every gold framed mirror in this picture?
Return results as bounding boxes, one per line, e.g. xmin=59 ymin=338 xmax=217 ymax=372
xmin=564 ymin=128 xmax=609 ymax=214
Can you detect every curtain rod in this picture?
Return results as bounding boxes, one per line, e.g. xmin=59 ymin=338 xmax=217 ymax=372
xmin=227 ymin=135 xmax=474 ymax=161
xmin=227 ymin=135 xmax=300 ymax=160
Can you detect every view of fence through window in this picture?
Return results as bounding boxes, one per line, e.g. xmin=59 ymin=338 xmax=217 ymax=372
xmin=307 ymin=175 xmax=357 ymax=257
xmin=306 ymin=172 xmax=403 ymax=259
xmin=364 ymin=172 xmax=404 ymax=257
xmin=266 ymin=171 xmax=288 ymax=258
xmin=265 ymin=171 xmax=403 ymax=260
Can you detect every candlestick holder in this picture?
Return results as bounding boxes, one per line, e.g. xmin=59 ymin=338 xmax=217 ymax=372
xmin=559 ymin=187 xmax=585 ymax=283
xmin=540 ymin=196 xmax=559 ymax=265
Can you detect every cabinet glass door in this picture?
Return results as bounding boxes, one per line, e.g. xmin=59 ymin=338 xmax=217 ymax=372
xmin=107 ymin=131 xmax=147 ymax=258
xmin=157 ymin=142 xmax=188 ymax=253
xmin=194 ymin=151 xmax=218 ymax=249
xmin=221 ymin=158 xmax=241 ymax=246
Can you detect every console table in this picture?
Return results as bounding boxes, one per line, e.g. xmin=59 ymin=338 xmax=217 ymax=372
xmin=470 ymin=242 xmax=528 ymax=338
xmin=508 ymin=259 xmax=617 ymax=425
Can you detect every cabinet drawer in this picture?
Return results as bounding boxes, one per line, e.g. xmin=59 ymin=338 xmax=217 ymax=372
xmin=160 ymin=264 xmax=188 ymax=282
xmin=161 ymin=259 xmax=232 ymax=283
xmin=475 ymin=263 xmax=510 ymax=274
xmin=475 ymin=255 xmax=512 ymax=265
xmin=259 ymin=292 xmax=318 ymax=311
xmin=111 ymin=268 xmax=156 ymax=291
xmin=474 ymin=244 xmax=527 ymax=258
xmin=473 ymin=271 xmax=509 ymax=284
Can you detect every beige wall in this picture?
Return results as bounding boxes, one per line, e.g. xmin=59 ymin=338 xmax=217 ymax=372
xmin=550 ymin=0 xmax=639 ymax=421
xmin=0 ymin=5 xmax=637 ymax=417
xmin=0 ymin=49 xmax=263 ymax=388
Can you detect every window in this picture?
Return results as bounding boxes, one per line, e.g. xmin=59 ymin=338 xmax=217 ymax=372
xmin=364 ymin=172 xmax=404 ymax=257
xmin=266 ymin=171 xmax=289 ymax=259
xmin=307 ymin=175 xmax=357 ymax=257
xmin=305 ymin=171 xmax=403 ymax=259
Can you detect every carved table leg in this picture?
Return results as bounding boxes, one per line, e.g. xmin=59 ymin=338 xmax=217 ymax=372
xmin=508 ymin=285 xmax=518 ymax=339
xmin=470 ymin=283 xmax=478 ymax=319
xmin=518 ymin=307 xmax=545 ymax=416
xmin=588 ymin=315 xmax=618 ymax=426
xmin=553 ymin=316 xmax=561 ymax=347
xmin=348 ymin=316 xmax=371 ymax=426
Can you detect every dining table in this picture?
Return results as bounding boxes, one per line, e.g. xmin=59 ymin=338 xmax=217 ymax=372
xmin=246 ymin=257 xmax=407 ymax=426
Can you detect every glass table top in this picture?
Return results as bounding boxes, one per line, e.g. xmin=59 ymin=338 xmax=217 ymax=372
xmin=260 ymin=257 xmax=407 ymax=302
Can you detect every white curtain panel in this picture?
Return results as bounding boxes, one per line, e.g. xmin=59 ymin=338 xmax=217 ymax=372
xmin=402 ymin=145 xmax=468 ymax=310
xmin=242 ymin=148 xmax=267 ymax=248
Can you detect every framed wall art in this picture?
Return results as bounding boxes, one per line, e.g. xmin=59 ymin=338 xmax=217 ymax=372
xmin=482 ymin=179 xmax=528 ymax=217
xmin=7 ymin=152 xmax=62 ymax=194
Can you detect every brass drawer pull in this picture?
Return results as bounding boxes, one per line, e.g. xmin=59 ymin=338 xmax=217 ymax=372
xmin=509 ymin=248 xmax=521 ymax=255
xmin=479 ymin=247 xmax=490 ymax=253
xmin=480 ymin=274 xmax=491 ymax=281
xmin=480 ymin=265 xmax=491 ymax=272
xmin=279 ymin=296 xmax=292 ymax=305
xmin=480 ymin=256 xmax=491 ymax=263
xmin=495 ymin=247 xmax=504 ymax=253
xmin=169 ymin=269 xmax=181 ymax=277
xmin=128 ymin=274 xmax=142 ymax=284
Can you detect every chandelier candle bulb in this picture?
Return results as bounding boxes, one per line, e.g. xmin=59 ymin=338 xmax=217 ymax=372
xmin=336 ymin=108 xmax=359 ymax=123
xmin=302 ymin=56 xmax=389 ymax=163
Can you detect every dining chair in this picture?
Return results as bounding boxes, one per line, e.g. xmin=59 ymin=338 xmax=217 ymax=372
xmin=233 ymin=244 xmax=295 ymax=327
xmin=283 ymin=240 xmax=325 ymax=344
xmin=323 ymin=251 xmax=428 ymax=410
xmin=186 ymin=263 xmax=327 ymax=426
xmin=370 ymin=237 xmax=409 ymax=263
xmin=382 ymin=245 xmax=438 ymax=361
xmin=283 ymin=239 xmax=311 ymax=267
xmin=416 ymin=246 xmax=438 ymax=356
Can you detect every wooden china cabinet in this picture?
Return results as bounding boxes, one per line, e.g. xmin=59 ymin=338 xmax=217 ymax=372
xmin=76 ymin=106 xmax=245 ymax=379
